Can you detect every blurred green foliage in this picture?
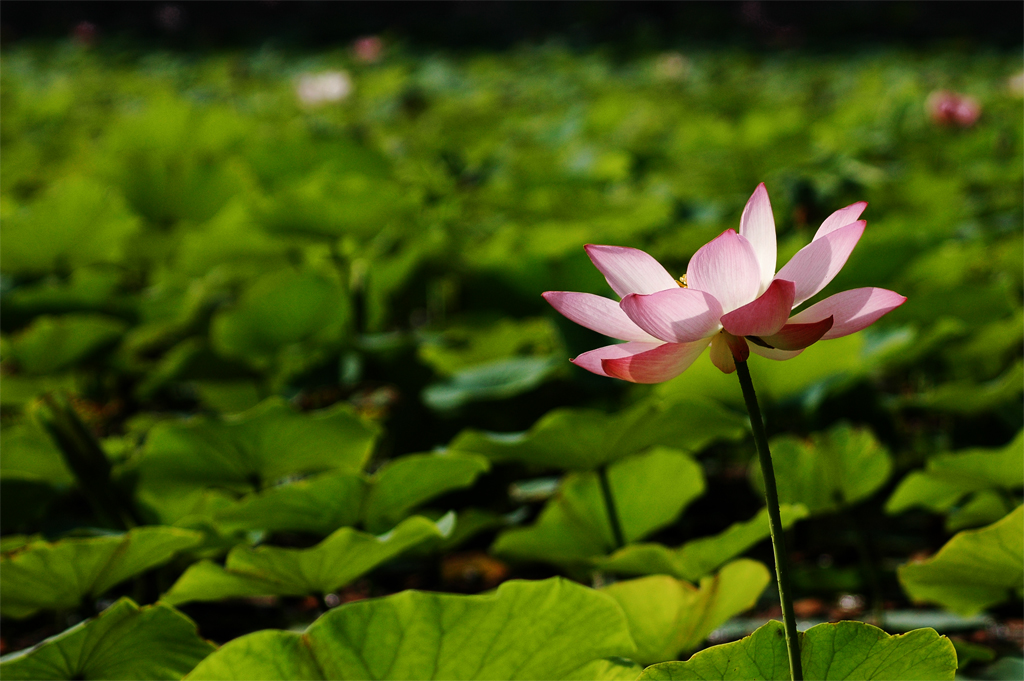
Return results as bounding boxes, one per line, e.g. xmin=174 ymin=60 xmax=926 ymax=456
xmin=0 ymin=40 xmax=1020 ymax=679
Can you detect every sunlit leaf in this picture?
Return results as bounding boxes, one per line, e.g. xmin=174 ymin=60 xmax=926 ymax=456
xmin=185 ymin=578 xmax=636 ymax=680
xmin=639 ymin=619 xmax=957 ymax=680
xmin=0 ymin=597 xmax=214 ymax=680
xmin=601 ymin=559 xmax=771 ymax=664
xmin=898 ymin=505 xmax=1023 ymax=616
xmin=0 ymin=527 xmax=203 ymax=619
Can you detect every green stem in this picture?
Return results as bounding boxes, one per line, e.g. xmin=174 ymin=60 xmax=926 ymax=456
xmin=735 ymin=360 xmax=803 ymax=681
xmin=597 ymin=464 xmax=626 ymax=551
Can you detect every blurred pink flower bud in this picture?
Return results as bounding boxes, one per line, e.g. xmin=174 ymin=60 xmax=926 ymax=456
xmin=353 ymin=36 xmax=384 ymax=64
xmin=926 ymin=90 xmax=981 ymax=128
xmin=73 ymin=21 xmax=98 ymax=47
xmin=295 ymin=71 xmax=353 ymax=106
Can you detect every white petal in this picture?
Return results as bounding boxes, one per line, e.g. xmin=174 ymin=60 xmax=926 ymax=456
xmin=739 ymin=183 xmax=777 ymax=294
xmin=585 ymin=245 xmax=679 ymax=298
xmin=685 ymin=230 xmax=761 ymax=313
xmin=619 ymin=288 xmax=723 ymax=343
xmin=543 ymin=291 xmax=657 ymax=342
xmin=814 ymin=201 xmax=867 ymax=241
xmin=789 ymin=287 xmax=906 ymax=340
xmin=773 ymin=221 xmax=865 ymax=306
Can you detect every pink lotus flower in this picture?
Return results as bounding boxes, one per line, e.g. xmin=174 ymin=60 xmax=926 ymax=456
xmin=543 ymin=184 xmax=906 ymax=383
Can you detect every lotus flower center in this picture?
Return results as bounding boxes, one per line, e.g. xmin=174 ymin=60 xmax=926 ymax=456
xmin=677 ymin=275 xmax=688 ymax=288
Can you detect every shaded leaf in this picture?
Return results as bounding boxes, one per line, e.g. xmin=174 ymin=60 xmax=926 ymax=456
xmin=422 ymin=356 xmax=563 ymax=411
xmin=185 ymin=578 xmax=636 ymax=680
xmin=750 ymin=424 xmax=892 ymax=515
xmin=601 ymin=559 xmax=771 ymax=664
xmin=4 ymin=314 xmax=127 ymax=375
xmin=0 ymin=527 xmax=202 ymax=619
xmin=898 ymin=505 xmax=1023 ymax=616
xmin=213 ymin=471 xmax=367 ymax=536
xmin=596 ymin=505 xmax=809 ymax=582
xmin=886 ymin=431 xmax=1023 ymax=515
xmin=364 ymin=452 xmax=490 ymax=533
xmin=137 ymin=398 xmax=378 ymax=523
xmin=639 ymin=619 xmax=957 ymax=680
xmin=0 ymin=177 xmax=140 ymax=275
xmin=452 ymin=396 xmax=746 ymax=470
xmin=163 ymin=514 xmax=454 ymax=605
xmin=492 ymin=448 xmax=705 ymax=567
xmin=210 ymin=268 xmax=349 ymax=369
xmin=0 ymin=597 xmax=214 ymax=680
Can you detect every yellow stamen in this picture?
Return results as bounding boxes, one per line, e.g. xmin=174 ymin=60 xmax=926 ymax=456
xmin=677 ymin=274 xmax=688 ymax=288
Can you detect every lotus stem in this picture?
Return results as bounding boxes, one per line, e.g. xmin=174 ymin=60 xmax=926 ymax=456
xmin=597 ymin=464 xmax=626 ymax=551
xmin=735 ymin=360 xmax=803 ymax=681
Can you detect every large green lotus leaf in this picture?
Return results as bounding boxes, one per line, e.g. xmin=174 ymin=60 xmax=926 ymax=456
xmin=422 ymin=356 xmax=564 ymax=411
xmin=363 ymin=452 xmax=491 ymax=533
xmin=0 ymin=420 xmax=74 ymax=485
xmin=0 ymin=177 xmax=140 ymax=275
xmin=0 ymin=526 xmax=203 ymax=619
xmin=0 ymin=597 xmax=214 ymax=680
xmin=213 ymin=471 xmax=367 ymax=535
xmin=452 ymin=396 xmax=745 ymax=470
xmin=4 ymin=314 xmax=127 ymax=375
xmin=596 ymin=505 xmax=809 ymax=582
xmin=492 ymin=448 xmax=705 ymax=567
xmin=185 ymin=577 xmax=636 ymax=680
xmin=898 ymin=505 xmax=1023 ymax=616
xmin=602 ymin=559 xmax=771 ymax=664
xmin=886 ymin=431 xmax=1023 ymax=515
xmin=163 ymin=514 xmax=454 ymax=605
xmin=639 ymin=619 xmax=956 ymax=680
xmin=750 ymin=424 xmax=892 ymax=515
xmin=210 ymin=268 xmax=349 ymax=369
xmin=137 ymin=398 xmax=378 ymax=523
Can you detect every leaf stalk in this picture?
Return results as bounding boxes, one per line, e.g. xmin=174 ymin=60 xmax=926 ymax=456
xmin=735 ymin=360 xmax=803 ymax=681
